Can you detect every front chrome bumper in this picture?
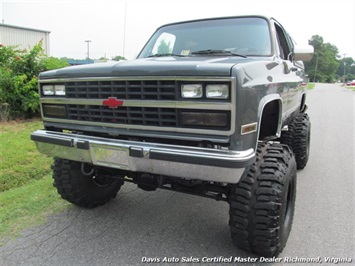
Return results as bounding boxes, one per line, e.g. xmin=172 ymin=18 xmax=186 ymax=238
xmin=31 ymin=130 xmax=255 ymax=183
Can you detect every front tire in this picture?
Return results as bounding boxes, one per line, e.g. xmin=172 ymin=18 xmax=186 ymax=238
xmin=52 ymin=158 xmax=123 ymax=208
xmin=229 ymin=143 xmax=297 ymax=257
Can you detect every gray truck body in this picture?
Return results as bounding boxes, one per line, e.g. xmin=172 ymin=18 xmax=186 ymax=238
xmin=31 ymin=15 xmax=313 ymax=184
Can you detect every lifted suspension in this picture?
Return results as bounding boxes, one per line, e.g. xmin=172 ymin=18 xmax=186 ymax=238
xmin=123 ymin=174 xmax=230 ymax=202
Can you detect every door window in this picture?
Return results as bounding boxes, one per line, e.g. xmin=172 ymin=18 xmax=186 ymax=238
xmin=274 ymin=23 xmax=292 ymax=61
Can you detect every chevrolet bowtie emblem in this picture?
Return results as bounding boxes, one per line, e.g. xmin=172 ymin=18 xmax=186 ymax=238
xmin=102 ymin=97 xmax=124 ymax=108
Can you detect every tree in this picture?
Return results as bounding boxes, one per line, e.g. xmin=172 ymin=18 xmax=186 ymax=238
xmin=112 ymin=55 xmax=126 ymax=61
xmin=305 ymin=35 xmax=340 ymax=83
xmin=336 ymin=57 xmax=355 ymax=82
xmin=157 ymin=39 xmax=172 ymax=54
xmin=98 ymin=56 xmax=109 ymax=61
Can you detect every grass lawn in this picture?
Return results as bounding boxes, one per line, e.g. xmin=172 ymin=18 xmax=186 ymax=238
xmin=0 ymin=120 xmax=53 ymax=192
xmin=345 ymin=86 xmax=355 ymax=91
xmin=0 ymin=120 xmax=70 ymax=245
xmin=0 ymin=175 xmax=70 ymax=245
xmin=307 ymin=83 xmax=316 ymax=89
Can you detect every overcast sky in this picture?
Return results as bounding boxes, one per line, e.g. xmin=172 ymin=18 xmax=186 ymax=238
xmin=1 ymin=0 xmax=354 ymax=60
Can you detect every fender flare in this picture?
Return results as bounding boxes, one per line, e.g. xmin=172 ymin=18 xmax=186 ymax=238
xmin=257 ymin=94 xmax=283 ymax=141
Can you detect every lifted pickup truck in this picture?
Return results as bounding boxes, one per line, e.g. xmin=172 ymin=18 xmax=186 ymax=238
xmin=31 ymin=15 xmax=313 ymax=257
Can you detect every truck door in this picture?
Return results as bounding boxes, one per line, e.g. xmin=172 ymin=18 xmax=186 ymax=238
xmin=274 ymin=22 xmax=303 ymax=116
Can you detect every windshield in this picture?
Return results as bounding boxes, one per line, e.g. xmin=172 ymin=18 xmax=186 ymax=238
xmin=138 ymin=17 xmax=272 ymax=58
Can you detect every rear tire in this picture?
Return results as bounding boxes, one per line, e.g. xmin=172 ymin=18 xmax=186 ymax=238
xmin=229 ymin=143 xmax=297 ymax=257
xmin=52 ymin=158 xmax=123 ymax=208
xmin=281 ymin=113 xmax=310 ymax=169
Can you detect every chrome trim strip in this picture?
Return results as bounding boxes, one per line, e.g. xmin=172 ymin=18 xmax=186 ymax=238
xmin=31 ymin=130 xmax=254 ymax=183
xmin=41 ymin=117 xmax=234 ymax=136
xmin=41 ymin=98 xmax=232 ymax=110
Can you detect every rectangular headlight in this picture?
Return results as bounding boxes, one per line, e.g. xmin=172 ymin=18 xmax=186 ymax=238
xmin=180 ymin=112 xmax=228 ymax=127
xmin=181 ymin=84 xmax=203 ymax=98
xmin=42 ymin=84 xmax=66 ymax=96
xmin=42 ymin=85 xmax=55 ymax=95
xmin=43 ymin=105 xmax=67 ymax=118
xmin=206 ymin=84 xmax=229 ymax=99
xmin=54 ymin=85 xmax=66 ymax=96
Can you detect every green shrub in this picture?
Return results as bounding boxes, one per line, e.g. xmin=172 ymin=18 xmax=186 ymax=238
xmin=0 ymin=42 xmax=69 ymax=120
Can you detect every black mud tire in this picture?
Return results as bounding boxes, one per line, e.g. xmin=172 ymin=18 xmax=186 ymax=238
xmin=281 ymin=113 xmax=310 ymax=169
xmin=52 ymin=158 xmax=123 ymax=208
xmin=229 ymin=143 xmax=297 ymax=257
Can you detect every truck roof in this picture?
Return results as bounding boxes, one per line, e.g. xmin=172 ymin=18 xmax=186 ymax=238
xmin=156 ymin=15 xmax=272 ymax=29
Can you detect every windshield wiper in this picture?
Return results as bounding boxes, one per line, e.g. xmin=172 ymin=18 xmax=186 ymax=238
xmin=191 ymin=49 xmax=247 ymax=58
xmin=148 ymin=53 xmax=186 ymax=58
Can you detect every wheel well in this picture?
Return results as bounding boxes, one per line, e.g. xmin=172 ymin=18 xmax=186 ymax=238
xmin=300 ymin=93 xmax=306 ymax=111
xmin=259 ymin=100 xmax=281 ymax=140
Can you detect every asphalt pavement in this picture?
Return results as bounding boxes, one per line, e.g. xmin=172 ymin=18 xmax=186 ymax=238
xmin=0 ymin=83 xmax=354 ymax=266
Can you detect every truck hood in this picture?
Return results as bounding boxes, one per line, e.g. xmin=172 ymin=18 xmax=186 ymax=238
xmin=39 ymin=57 xmax=251 ymax=80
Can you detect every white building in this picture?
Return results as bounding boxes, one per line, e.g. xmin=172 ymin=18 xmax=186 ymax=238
xmin=0 ymin=23 xmax=50 ymax=55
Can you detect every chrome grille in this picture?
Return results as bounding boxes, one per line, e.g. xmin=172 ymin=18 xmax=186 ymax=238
xmin=40 ymin=78 xmax=234 ymax=134
xmin=65 ymin=80 xmax=177 ymax=100
xmin=67 ymin=105 xmax=179 ymax=127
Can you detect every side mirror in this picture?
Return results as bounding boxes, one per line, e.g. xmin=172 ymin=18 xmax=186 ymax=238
xmin=293 ymin=45 xmax=314 ymax=61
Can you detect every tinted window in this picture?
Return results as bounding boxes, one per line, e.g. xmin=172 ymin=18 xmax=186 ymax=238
xmin=274 ymin=23 xmax=292 ymax=60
